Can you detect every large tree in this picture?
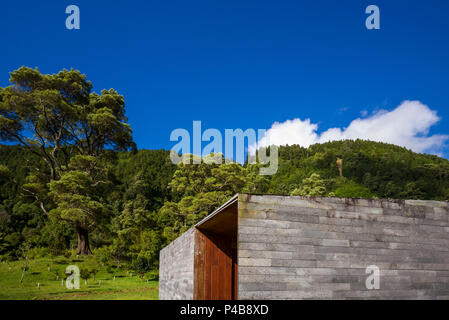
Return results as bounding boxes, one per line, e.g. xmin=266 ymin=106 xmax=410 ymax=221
xmin=290 ymin=173 xmax=327 ymax=197
xmin=48 ymin=155 xmax=110 ymax=255
xmin=0 ymin=67 xmax=135 ymax=179
xmin=0 ymin=67 xmax=135 ymax=254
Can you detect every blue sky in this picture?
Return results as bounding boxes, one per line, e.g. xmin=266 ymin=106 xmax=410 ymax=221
xmin=1 ymin=0 xmax=449 ymax=156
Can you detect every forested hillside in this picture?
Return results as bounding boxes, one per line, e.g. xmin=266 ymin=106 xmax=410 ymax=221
xmin=270 ymin=140 xmax=449 ymax=200
xmin=1 ymin=139 xmax=449 ymax=273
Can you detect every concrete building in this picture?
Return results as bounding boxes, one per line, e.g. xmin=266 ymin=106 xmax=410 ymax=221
xmin=159 ymin=194 xmax=449 ymax=300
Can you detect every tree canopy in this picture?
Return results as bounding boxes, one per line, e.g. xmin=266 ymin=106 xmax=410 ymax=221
xmin=0 ymin=67 xmax=135 ymax=179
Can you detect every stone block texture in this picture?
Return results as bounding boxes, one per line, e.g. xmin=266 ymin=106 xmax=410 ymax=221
xmin=159 ymin=228 xmax=195 ymax=300
xmin=238 ymin=194 xmax=449 ymax=300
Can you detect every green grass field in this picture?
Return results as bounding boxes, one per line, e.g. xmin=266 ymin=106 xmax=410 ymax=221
xmin=0 ymin=256 xmax=158 ymax=300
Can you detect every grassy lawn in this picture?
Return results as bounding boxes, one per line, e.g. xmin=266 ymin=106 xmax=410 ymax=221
xmin=0 ymin=256 xmax=158 ymax=300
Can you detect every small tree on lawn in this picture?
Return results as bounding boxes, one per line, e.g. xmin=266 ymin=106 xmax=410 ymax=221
xmin=80 ymin=268 xmax=90 ymax=285
xmin=90 ymin=268 xmax=98 ymax=281
xmin=19 ymin=242 xmax=31 ymax=284
xmin=52 ymin=268 xmax=63 ymax=281
xmin=133 ymin=255 xmax=150 ymax=280
xmin=106 ymin=265 xmax=115 ymax=275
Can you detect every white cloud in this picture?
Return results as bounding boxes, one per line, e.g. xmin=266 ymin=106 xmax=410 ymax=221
xmin=251 ymin=101 xmax=448 ymax=155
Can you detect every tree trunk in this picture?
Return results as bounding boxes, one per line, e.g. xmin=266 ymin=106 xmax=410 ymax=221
xmin=76 ymin=226 xmax=92 ymax=255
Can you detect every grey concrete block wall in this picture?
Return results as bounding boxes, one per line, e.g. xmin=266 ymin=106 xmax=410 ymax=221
xmin=159 ymin=228 xmax=195 ymax=300
xmin=238 ymin=194 xmax=449 ymax=300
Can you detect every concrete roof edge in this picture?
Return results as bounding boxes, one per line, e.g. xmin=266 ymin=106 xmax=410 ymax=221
xmin=194 ymin=193 xmax=239 ymax=228
xmin=236 ymin=193 xmax=449 ymax=204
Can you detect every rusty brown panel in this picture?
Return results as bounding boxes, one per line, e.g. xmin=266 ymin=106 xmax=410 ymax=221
xmin=199 ymin=232 xmax=206 ymax=300
xmin=222 ymin=250 xmax=228 ymax=300
xmin=222 ymin=250 xmax=230 ymax=300
xmin=214 ymin=245 xmax=219 ymax=300
xmin=205 ymin=235 xmax=211 ymax=299
xmin=194 ymin=228 xmax=236 ymax=300
xmin=224 ymin=248 xmax=232 ymax=300
xmin=233 ymin=250 xmax=238 ymax=299
xmin=215 ymin=242 xmax=222 ymax=299
xmin=212 ymin=264 xmax=219 ymax=299
xmin=193 ymin=229 xmax=206 ymax=300
xmin=193 ymin=230 xmax=199 ymax=300
xmin=218 ymin=236 xmax=232 ymax=300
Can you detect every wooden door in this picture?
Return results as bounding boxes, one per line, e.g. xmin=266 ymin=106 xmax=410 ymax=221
xmin=194 ymin=229 xmax=237 ymax=300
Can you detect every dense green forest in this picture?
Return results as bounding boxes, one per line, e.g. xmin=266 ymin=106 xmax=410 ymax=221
xmin=2 ymin=140 xmax=449 ymax=273
xmin=1 ymin=67 xmax=449 ymax=277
